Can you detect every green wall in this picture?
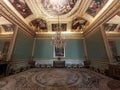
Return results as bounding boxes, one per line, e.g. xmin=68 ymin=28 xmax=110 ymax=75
xmin=85 ymin=30 xmax=107 ymax=60
xmin=115 ymin=39 xmax=120 ymax=55
xmin=34 ymin=39 xmax=85 ymax=59
xmin=66 ymin=39 xmax=85 ymax=58
xmin=0 ymin=40 xmax=5 ymax=51
xmin=34 ymin=39 xmax=53 ymax=58
xmin=12 ymin=29 xmax=34 ymax=59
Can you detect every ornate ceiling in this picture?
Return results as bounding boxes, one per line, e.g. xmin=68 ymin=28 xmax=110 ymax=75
xmin=0 ymin=0 xmax=120 ymax=36
xmin=0 ymin=16 xmax=14 ymax=34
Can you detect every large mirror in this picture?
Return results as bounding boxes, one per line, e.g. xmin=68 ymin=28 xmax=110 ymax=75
xmin=0 ymin=16 xmax=15 ymax=61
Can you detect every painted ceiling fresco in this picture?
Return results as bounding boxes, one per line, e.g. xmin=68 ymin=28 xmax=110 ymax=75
xmin=30 ymin=18 xmax=47 ymax=32
xmin=71 ymin=17 xmax=88 ymax=32
xmin=87 ymin=0 xmax=108 ymax=17
xmin=2 ymin=24 xmax=15 ymax=32
xmin=0 ymin=24 xmax=15 ymax=33
xmin=2 ymin=0 xmax=119 ymax=34
xmin=9 ymin=0 xmax=32 ymax=18
xmin=104 ymin=23 xmax=118 ymax=31
xmin=52 ymin=23 xmax=67 ymax=31
xmin=41 ymin=0 xmax=78 ymax=15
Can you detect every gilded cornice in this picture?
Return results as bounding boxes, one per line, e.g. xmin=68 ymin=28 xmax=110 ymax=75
xmin=0 ymin=1 xmax=35 ymax=37
xmin=107 ymin=32 xmax=120 ymax=39
xmin=84 ymin=0 xmax=120 ymax=36
xmin=0 ymin=34 xmax=12 ymax=39
xmin=36 ymin=32 xmax=84 ymax=39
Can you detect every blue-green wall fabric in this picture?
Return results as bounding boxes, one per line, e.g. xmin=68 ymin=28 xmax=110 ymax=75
xmin=34 ymin=39 xmax=53 ymax=58
xmin=12 ymin=30 xmax=34 ymax=59
xmin=115 ymin=39 xmax=120 ymax=55
xmin=86 ymin=30 xmax=107 ymax=60
xmin=0 ymin=40 xmax=4 ymax=51
xmin=66 ymin=39 xmax=85 ymax=58
xmin=34 ymin=39 xmax=85 ymax=59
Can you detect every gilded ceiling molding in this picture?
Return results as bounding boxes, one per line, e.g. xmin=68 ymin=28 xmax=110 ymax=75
xmin=70 ymin=0 xmax=92 ymax=18
xmin=107 ymin=33 xmax=120 ymax=39
xmin=0 ymin=34 xmax=12 ymax=38
xmin=36 ymin=33 xmax=84 ymax=39
xmin=0 ymin=1 xmax=35 ymax=37
xmin=115 ymin=25 xmax=120 ymax=32
xmin=84 ymin=0 xmax=120 ymax=36
xmin=84 ymin=27 xmax=101 ymax=39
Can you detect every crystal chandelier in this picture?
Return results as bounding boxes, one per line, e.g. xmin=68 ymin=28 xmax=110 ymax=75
xmin=52 ymin=14 xmax=65 ymax=49
xmin=52 ymin=27 xmax=65 ymax=48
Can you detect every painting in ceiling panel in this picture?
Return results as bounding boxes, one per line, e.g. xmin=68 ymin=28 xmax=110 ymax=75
xmin=71 ymin=17 xmax=88 ymax=32
xmin=0 ymin=16 xmax=15 ymax=34
xmin=117 ymin=11 xmax=120 ymax=17
xmin=104 ymin=23 xmax=118 ymax=31
xmin=2 ymin=24 xmax=15 ymax=32
xmin=118 ymin=27 xmax=120 ymax=32
xmin=86 ymin=0 xmax=108 ymax=17
xmin=9 ymin=0 xmax=32 ymax=18
xmin=30 ymin=18 xmax=47 ymax=32
xmin=41 ymin=0 xmax=78 ymax=15
xmin=52 ymin=23 xmax=67 ymax=32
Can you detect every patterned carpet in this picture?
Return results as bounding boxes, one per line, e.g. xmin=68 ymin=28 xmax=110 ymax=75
xmin=0 ymin=68 xmax=120 ymax=90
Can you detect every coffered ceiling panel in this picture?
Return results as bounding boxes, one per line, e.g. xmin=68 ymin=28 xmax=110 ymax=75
xmin=0 ymin=16 xmax=14 ymax=34
xmin=1 ymin=0 xmax=120 ymax=36
xmin=87 ymin=0 xmax=109 ymax=17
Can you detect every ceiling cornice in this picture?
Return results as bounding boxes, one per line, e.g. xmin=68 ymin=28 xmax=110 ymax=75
xmin=0 ymin=34 xmax=12 ymax=39
xmin=36 ymin=32 xmax=84 ymax=39
xmin=107 ymin=32 xmax=120 ymax=39
xmin=0 ymin=1 xmax=36 ymax=37
xmin=83 ymin=0 xmax=120 ymax=36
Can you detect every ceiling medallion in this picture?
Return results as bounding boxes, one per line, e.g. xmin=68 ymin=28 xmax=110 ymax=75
xmin=41 ymin=0 xmax=78 ymax=15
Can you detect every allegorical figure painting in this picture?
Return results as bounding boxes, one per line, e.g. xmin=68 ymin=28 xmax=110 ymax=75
xmin=41 ymin=0 xmax=78 ymax=15
xmin=9 ymin=0 xmax=32 ymax=18
xmin=87 ymin=0 xmax=108 ymax=17
xmin=30 ymin=18 xmax=47 ymax=32
xmin=104 ymin=23 xmax=118 ymax=31
xmin=2 ymin=24 xmax=15 ymax=32
xmin=52 ymin=23 xmax=67 ymax=31
xmin=72 ymin=17 xmax=88 ymax=32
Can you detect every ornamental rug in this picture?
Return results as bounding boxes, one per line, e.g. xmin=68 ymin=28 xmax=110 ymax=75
xmin=0 ymin=68 xmax=120 ymax=90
